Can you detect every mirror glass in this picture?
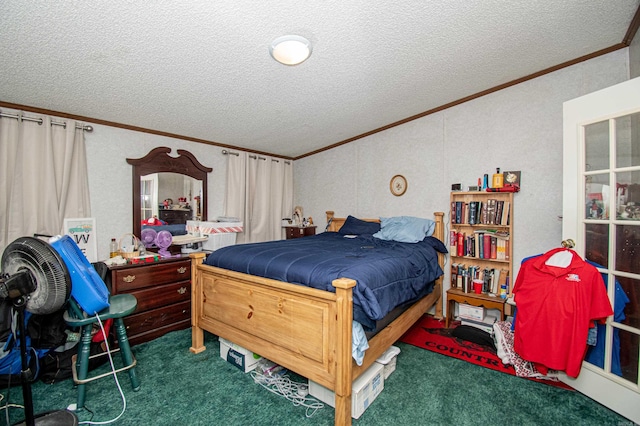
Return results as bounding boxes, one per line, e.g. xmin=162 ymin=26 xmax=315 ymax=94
xmin=127 ymin=147 xmax=211 ymax=238
xmin=141 ymin=173 xmax=203 ymax=224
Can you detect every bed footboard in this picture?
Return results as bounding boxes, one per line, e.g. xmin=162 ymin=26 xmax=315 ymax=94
xmin=190 ymin=252 xmax=357 ymax=422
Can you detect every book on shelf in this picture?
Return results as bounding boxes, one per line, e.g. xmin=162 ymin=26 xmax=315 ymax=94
xmin=451 ymin=202 xmax=456 ymax=224
xmin=490 ymin=237 xmax=497 ymax=259
xmin=495 ymin=201 xmax=504 ymax=225
xmin=483 ymin=234 xmax=491 ymax=259
xmin=473 ymin=229 xmax=509 ymax=239
xmin=451 ymin=263 xmax=458 ymax=288
xmin=481 ymin=201 xmax=489 ymax=224
xmin=485 ymin=199 xmax=497 ymax=224
xmin=451 ymin=264 xmax=508 ymax=295
xmin=482 ymin=267 xmax=493 ymax=293
xmin=467 ymin=234 xmax=475 ymax=257
xmin=496 ymin=239 xmax=506 ymax=260
xmin=501 ymin=201 xmax=510 ymax=225
xmin=468 ymin=201 xmax=478 ymax=225
xmin=457 ymin=232 xmax=465 ymax=257
xmin=455 ymin=202 xmax=463 ymax=224
xmin=452 ymin=197 xmax=509 ymax=226
xmin=452 ymin=230 xmax=510 ymax=261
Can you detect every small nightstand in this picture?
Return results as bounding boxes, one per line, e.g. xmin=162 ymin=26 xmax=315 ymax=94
xmin=283 ymin=226 xmax=317 ymax=239
xmin=445 ymin=288 xmax=506 ymax=328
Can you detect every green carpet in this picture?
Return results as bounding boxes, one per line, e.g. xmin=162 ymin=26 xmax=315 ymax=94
xmin=1 ymin=328 xmax=628 ymax=425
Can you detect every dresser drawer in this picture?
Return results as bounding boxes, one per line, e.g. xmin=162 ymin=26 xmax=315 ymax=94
xmin=124 ymin=300 xmax=191 ymax=337
xmin=113 ymin=259 xmax=191 ymax=292
xmin=128 ymin=280 xmax=190 ymax=314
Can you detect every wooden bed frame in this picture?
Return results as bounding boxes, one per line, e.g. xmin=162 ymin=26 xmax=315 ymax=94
xmin=189 ymin=211 xmax=445 ymax=426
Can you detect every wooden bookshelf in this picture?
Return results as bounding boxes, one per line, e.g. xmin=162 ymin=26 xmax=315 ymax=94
xmin=447 ymin=191 xmax=514 ymax=324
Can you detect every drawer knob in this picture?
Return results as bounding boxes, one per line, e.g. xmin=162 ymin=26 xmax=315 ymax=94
xmin=177 ymin=287 xmax=187 ymax=295
xmin=177 ymin=267 xmax=187 ymax=274
xmin=123 ymin=275 xmax=136 ymax=283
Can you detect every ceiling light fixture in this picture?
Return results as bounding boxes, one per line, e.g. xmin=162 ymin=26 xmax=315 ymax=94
xmin=269 ymin=35 xmax=312 ymax=66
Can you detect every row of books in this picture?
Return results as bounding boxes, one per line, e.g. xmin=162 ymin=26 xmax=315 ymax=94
xmin=451 ymin=199 xmax=510 ymax=226
xmin=451 ymin=263 xmax=510 ymax=295
xmin=450 ymin=230 xmax=510 ymax=260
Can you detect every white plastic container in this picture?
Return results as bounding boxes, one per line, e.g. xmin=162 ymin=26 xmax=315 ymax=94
xmin=375 ymin=345 xmax=401 ymax=379
xmin=187 ymin=220 xmax=243 ymax=251
xmin=309 ymin=362 xmax=384 ymax=419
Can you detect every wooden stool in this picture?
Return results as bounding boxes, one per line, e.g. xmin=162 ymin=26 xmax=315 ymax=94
xmin=63 ymin=294 xmax=141 ymax=411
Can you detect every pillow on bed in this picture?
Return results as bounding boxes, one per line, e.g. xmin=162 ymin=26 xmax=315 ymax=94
xmin=338 ymin=215 xmax=381 ymax=235
xmin=373 ymin=216 xmax=435 ymax=243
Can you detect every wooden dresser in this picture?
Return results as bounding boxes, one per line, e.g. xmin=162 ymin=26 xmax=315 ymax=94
xmin=283 ymin=225 xmax=317 ymax=239
xmin=159 ymin=208 xmax=191 ymax=224
xmin=109 ymin=256 xmax=191 ymax=346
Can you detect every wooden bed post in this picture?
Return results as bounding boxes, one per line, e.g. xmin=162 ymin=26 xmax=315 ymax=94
xmin=434 ymin=212 xmax=445 ymax=319
xmin=332 ymin=277 xmax=356 ymax=426
xmin=189 ymin=252 xmax=207 ymax=354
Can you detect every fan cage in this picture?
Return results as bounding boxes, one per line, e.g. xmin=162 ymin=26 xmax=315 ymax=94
xmin=1 ymin=237 xmax=71 ymax=314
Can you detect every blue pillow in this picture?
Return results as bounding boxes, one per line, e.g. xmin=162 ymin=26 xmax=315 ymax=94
xmin=373 ymin=216 xmax=436 ymax=243
xmin=338 ymin=215 xmax=381 ymax=235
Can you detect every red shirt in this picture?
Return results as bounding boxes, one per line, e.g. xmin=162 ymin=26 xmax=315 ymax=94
xmin=513 ymin=248 xmax=613 ymax=378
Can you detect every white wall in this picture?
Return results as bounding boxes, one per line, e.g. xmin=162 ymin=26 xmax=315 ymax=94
xmin=294 ymin=49 xmax=630 ymax=287
xmin=631 ymin=30 xmax=640 ymax=79
xmin=2 ymin=48 xmax=630 ymax=265
xmin=84 ymin=128 xmax=227 ymax=260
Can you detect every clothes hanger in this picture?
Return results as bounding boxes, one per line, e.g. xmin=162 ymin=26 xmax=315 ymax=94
xmin=545 ymin=239 xmax=575 ymax=267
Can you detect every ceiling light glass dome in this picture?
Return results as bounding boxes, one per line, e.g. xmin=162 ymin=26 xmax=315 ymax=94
xmin=270 ymin=35 xmax=312 ymax=66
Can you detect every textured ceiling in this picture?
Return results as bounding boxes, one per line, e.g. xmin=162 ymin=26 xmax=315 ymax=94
xmin=0 ymin=1 xmax=638 ymax=158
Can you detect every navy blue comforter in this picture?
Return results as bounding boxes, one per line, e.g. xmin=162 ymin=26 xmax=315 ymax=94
xmin=204 ymin=232 xmax=447 ymax=327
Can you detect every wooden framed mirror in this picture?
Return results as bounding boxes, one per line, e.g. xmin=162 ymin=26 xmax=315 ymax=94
xmin=127 ymin=147 xmax=212 ymax=239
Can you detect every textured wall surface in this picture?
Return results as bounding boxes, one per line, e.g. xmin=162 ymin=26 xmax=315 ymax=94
xmin=294 ymin=49 xmax=630 ymax=286
xmin=0 ymin=49 xmax=630 ymax=265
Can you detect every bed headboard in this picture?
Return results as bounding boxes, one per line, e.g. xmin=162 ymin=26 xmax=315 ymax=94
xmin=325 ymin=210 xmax=445 ymax=246
xmin=325 ymin=210 xmax=380 ymax=233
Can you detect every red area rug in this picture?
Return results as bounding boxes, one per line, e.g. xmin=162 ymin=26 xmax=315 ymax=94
xmin=399 ymin=314 xmax=573 ymax=390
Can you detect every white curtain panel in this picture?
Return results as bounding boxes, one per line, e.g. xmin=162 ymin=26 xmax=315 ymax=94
xmin=0 ymin=114 xmax=91 ymax=254
xmin=224 ymin=152 xmax=293 ymax=243
xmin=224 ymin=152 xmax=248 ymax=242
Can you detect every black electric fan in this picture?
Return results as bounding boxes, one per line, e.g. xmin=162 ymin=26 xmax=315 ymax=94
xmin=0 ymin=237 xmax=78 ymax=426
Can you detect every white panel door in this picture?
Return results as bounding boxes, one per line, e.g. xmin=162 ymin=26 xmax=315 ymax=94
xmin=562 ymin=76 xmax=640 ymax=422
xmin=141 ymin=173 xmax=158 ymax=221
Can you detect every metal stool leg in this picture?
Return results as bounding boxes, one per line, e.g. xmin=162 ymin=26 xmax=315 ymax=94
xmin=113 ymin=318 xmax=140 ymax=391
